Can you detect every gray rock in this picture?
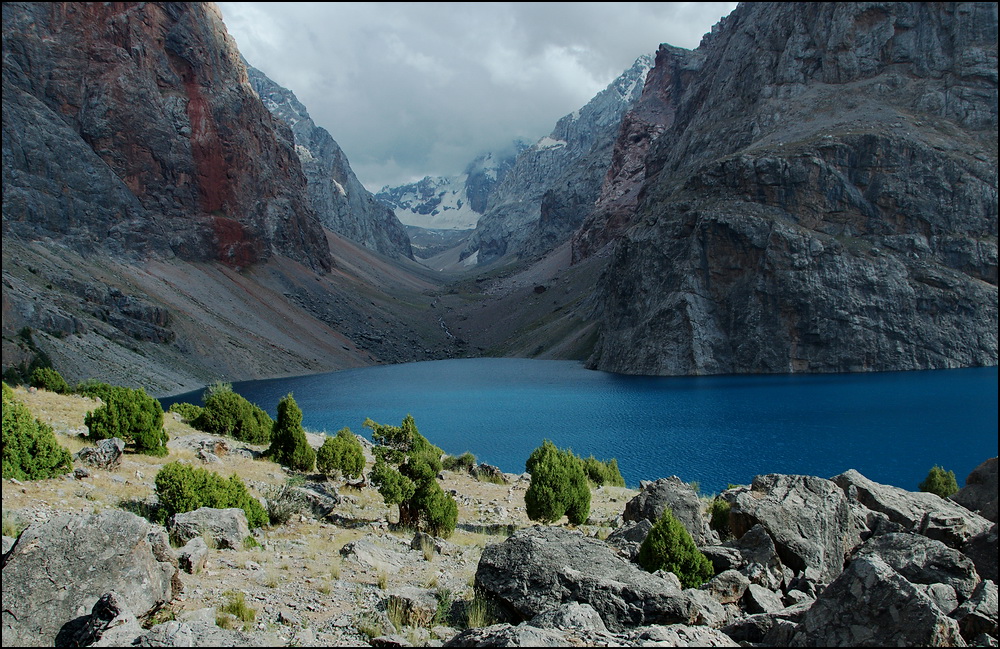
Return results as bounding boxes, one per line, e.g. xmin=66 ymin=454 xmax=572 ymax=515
xmin=729 ymin=474 xmax=854 ymax=585
xmin=2 ymin=535 xmax=15 ymax=556
xmin=340 ymin=536 xmax=408 ymax=574
xmin=293 ymin=482 xmax=341 ymax=521
xmin=742 ymin=583 xmax=785 ymax=614
xmin=732 ymin=524 xmax=787 ymax=591
xmin=854 ymin=532 xmax=980 ymax=602
xmin=700 ymin=569 xmax=751 ymax=605
xmin=444 ymin=622 xmax=578 ymax=647
xmin=168 ymin=507 xmax=250 ymax=550
xmin=74 ymin=437 xmax=126 ymax=470
xmin=529 ymin=602 xmax=608 ymax=633
xmin=1 ymin=510 xmax=178 ymax=647
xmin=474 ymin=525 xmax=711 ymax=631
xmin=952 ymin=458 xmax=998 ymax=523
xmin=623 ymin=476 xmax=713 ymax=545
xmin=177 ymin=537 xmax=209 ymax=574
xmin=135 ymin=620 xmax=263 ymax=646
xmin=790 ymin=555 xmax=964 ymax=647
xmin=953 ymin=580 xmax=998 ymax=642
xmin=68 ymin=591 xmax=144 ymax=648
xmin=964 ymin=524 xmax=998 ymax=584
xmin=917 ymin=583 xmax=961 ymax=617
xmin=833 ymin=469 xmax=992 ymax=549
xmin=370 ymin=635 xmax=413 ymax=648
xmin=604 ymin=518 xmax=653 ymax=561
xmin=622 ymin=624 xmax=740 ymax=647
xmin=700 ymin=545 xmax=744 ymax=574
xmin=387 ymin=587 xmax=439 ymax=628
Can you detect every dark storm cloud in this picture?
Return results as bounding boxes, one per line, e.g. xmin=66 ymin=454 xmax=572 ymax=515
xmin=217 ymin=2 xmax=737 ymax=191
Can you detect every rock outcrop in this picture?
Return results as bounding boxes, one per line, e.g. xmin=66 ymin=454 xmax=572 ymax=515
xmin=245 ymin=63 xmax=412 ymax=259
xmin=585 ymin=1 xmax=998 ymax=376
xmin=952 ymin=457 xmax=998 ymax=523
xmin=1 ymin=510 xmax=179 ymax=647
xmin=462 ymin=55 xmax=654 ymax=265
xmin=167 ymin=506 xmax=251 ymax=550
xmin=623 ymin=476 xmax=714 ymax=545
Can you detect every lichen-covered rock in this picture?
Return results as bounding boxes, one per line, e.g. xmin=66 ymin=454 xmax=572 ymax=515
xmin=963 ymin=524 xmax=998 ymax=584
xmin=1 ymin=510 xmax=178 ymax=647
xmin=790 ymin=555 xmax=964 ymax=647
xmin=952 ymin=458 xmax=999 ymax=523
xmin=623 ymin=476 xmax=713 ymax=545
xmin=605 ymin=518 xmax=653 ymax=562
xmin=177 ymin=536 xmax=209 ymax=574
xmin=68 ymin=591 xmax=145 ymax=648
xmin=700 ymin=569 xmax=750 ymax=605
xmin=167 ymin=507 xmax=250 ymax=550
xmin=952 ymin=579 xmax=998 ymax=642
xmin=728 ymin=474 xmax=855 ymax=585
xmin=474 ymin=525 xmax=711 ymax=631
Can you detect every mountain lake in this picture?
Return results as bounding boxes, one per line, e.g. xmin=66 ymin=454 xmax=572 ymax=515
xmin=162 ymin=359 xmax=999 ymax=495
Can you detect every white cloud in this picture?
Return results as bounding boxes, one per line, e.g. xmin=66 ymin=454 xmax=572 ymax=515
xmin=218 ymin=2 xmax=738 ymax=191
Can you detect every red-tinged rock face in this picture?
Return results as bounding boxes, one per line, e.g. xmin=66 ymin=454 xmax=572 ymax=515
xmin=2 ymin=2 xmax=331 ymax=272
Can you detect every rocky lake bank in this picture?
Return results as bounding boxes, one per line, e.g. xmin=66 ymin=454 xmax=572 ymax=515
xmin=2 ymin=385 xmax=997 ymax=647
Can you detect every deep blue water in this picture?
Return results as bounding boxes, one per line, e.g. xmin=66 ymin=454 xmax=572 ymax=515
xmin=162 ymin=360 xmax=998 ymax=495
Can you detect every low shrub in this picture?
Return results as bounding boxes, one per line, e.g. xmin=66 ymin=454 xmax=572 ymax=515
xmin=168 ymin=402 xmax=203 ymax=422
xmin=919 ymin=465 xmax=959 ymax=498
xmin=84 ymin=386 xmax=168 ymax=456
xmin=637 ymin=508 xmax=714 ymax=588
xmin=30 ymin=367 xmax=69 ymax=394
xmin=154 ymin=461 xmax=268 ymax=528
xmin=260 ymin=481 xmax=310 ymax=526
xmin=193 ymin=388 xmax=272 ymax=444
xmin=2 ymin=383 xmax=73 ymax=481
xmin=74 ymin=379 xmax=118 ymax=402
xmin=316 ymin=427 xmax=365 ymax=478
xmin=524 ymin=440 xmax=590 ymax=525
xmin=582 ymin=455 xmax=626 ymax=487
xmin=442 ymin=451 xmax=476 ymax=473
xmin=708 ymin=497 xmax=732 ymax=540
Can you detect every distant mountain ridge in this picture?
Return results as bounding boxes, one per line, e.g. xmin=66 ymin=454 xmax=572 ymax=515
xmin=376 ymin=142 xmax=528 ymax=231
xmin=245 ymin=63 xmax=413 ymax=259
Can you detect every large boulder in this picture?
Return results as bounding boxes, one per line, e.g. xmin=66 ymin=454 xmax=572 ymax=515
xmin=963 ymin=523 xmax=998 ymax=584
xmin=1 ymin=510 xmax=178 ymax=647
xmin=832 ymin=469 xmax=991 ymax=548
xmin=604 ymin=518 xmax=653 ymax=561
xmin=728 ymin=474 xmax=855 ymax=585
xmin=853 ymin=532 xmax=980 ymax=603
xmin=474 ymin=526 xmax=713 ymax=631
xmin=952 ymin=458 xmax=998 ymax=523
xmin=74 ymin=437 xmax=126 ymax=470
xmin=623 ymin=477 xmax=713 ymax=545
xmin=789 ymin=555 xmax=964 ymax=647
xmin=952 ymin=580 xmax=998 ymax=643
xmin=168 ymin=507 xmax=250 ymax=550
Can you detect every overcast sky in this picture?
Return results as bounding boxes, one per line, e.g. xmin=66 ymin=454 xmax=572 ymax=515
xmin=217 ymin=2 xmax=738 ymax=192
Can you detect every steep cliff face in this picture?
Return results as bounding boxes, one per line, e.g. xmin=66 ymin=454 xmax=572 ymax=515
xmin=2 ymin=2 xmax=331 ymax=271
xmin=588 ymin=2 xmax=998 ymax=375
xmin=462 ymin=55 xmax=654 ymax=265
xmin=245 ymin=64 xmax=413 ymax=259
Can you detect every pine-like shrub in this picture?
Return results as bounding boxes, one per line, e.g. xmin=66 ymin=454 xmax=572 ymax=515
xmin=637 ymin=508 xmax=714 ymax=588
xmin=442 ymin=451 xmax=476 ymax=473
xmin=154 ymin=461 xmax=268 ymax=528
xmin=708 ymin=496 xmax=732 ymax=540
xmin=194 ymin=389 xmax=272 ymax=444
xmin=316 ymin=427 xmax=365 ymax=478
xmin=30 ymin=367 xmax=69 ymax=394
xmin=582 ymin=455 xmax=626 ymax=487
xmin=367 ymin=415 xmax=458 ymax=537
xmin=266 ymin=394 xmax=315 ymax=472
xmin=168 ymin=401 xmax=203 ymax=422
xmin=919 ymin=465 xmax=959 ymax=498
xmin=2 ymin=383 xmax=73 ymax=480
xmin=84 ymin=386 xmax=168 ymax=456
xmin=524 ymin=440 xmax=591 ymax=525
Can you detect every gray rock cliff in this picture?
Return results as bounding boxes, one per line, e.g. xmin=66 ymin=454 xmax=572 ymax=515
xmin=585 ymin=2 xmax=998 ymax=375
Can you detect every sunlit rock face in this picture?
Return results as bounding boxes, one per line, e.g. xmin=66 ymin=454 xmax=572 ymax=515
xmin=584 ymin=1 xmax=997 ymax=375
xmin=246 ymin=63 xmax=413 ymax=259
xmin=2 ymin=1 xmax=331 ymax=271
